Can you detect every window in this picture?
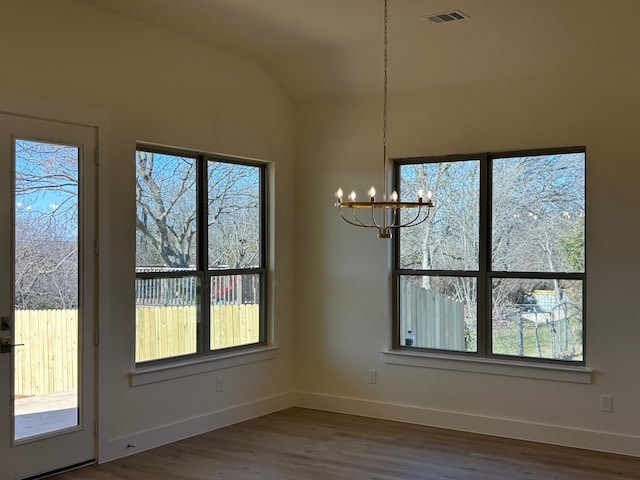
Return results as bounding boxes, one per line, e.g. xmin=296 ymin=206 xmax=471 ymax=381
xmin=135 ymin=146 xmax=266 ymax=364
xmin=394 ymin=147 xmax=585 ymax=364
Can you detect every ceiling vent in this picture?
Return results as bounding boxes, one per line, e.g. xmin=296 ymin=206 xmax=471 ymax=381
xmin=424 ymin=10 xmax=469 ymax=24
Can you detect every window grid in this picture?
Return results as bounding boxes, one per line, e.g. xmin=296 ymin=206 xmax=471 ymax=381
xmin=135 ymin=145 xmax=267 ymax=366
xmin=393 ymin=147 xmax=585 ymax=365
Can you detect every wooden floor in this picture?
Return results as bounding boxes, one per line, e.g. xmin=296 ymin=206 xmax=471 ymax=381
xmin=53 ymin=408 xmax=640 ymax=479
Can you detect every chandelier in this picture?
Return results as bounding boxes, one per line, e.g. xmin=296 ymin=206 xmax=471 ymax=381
xmin=334 ymin=0 xmax=434 ymax=239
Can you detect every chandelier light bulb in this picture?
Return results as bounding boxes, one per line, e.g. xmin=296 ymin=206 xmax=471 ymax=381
xmin=349 ymin=191 xmax=357 ymax=202
xmin=427 ymin=190 xmax=432 ymax=200
xmin=418 ymin=188 xmax=424 ymax=200
xmin=335 ymin=188 xmax=344 ymax=199
xmin=391 ymin=191 xmax=398 ymax=202
xmin=368 ymin=186 xmax=376 ymax=199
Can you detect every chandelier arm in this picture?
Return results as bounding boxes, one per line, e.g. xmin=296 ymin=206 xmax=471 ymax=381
xmin=353 ymin=208 xmax=374 ymax=227
xmin=397 ymin=207 xmax=422 ymax=227
xmin=350 ymin=210 xmax=371 ymax=227
xmin=370 ymin=205 xmax=384 ymax=230
xmin=339 ymin=204 xmax=433 ymax=228
xmin=338 ymin=207 xmax=377 ymax=229
xmin=390 ymin=205 xmax=399 ymax=229
xmin=407 ymin=211 xmax=432 ymax=228
xmin=398 ymin=208 xmax=432 ymax=228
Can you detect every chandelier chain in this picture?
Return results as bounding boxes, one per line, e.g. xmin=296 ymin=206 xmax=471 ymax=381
xmin=383 ymin=0 xmax=389 ymax=198
xmin=333 ymin=0 xmax=434 ymax=239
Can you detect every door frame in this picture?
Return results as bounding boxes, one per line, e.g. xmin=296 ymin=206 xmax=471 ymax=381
xmin=0 ymin=91 xmax=110 ymax=473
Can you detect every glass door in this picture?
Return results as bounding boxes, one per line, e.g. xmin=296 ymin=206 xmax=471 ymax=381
xmin=0 ymin=113 xmax=97 ymax=480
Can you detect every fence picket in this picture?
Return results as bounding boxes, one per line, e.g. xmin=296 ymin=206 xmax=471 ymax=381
xmin=15 ymin=306 xmax=258 ymax=396
xmin=400 ymin=283 xmax=465 ymax=350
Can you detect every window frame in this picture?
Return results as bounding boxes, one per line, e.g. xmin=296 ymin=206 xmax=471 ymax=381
xmin=392 ymin=146 xmax=586 ymax=366
xmin=135 ymin=144 xmax=268 ymax=367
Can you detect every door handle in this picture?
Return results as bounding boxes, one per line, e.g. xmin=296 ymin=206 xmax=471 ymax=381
xmin=0 ymin=337 xmax=24 ymax=354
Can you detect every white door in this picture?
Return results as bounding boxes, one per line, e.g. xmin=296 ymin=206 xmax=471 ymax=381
xmin=0 ymin=113 xmax=97 ymax=480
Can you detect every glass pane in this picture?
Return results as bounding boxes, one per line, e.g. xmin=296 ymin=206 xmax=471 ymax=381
xmin=399 ymin=160 xmax=479 ymax=270
xmin=399 ymin=275 xmax=477 ymax=352
xmin=208 ymin=162 xmax=261 ymax=269
xmin=492 ymin=152 xmax=585 ymax=273
xmin=491 ymin=278 xmax=583 ymax=361
xmin=136 ymin=151 xmax=197 ymax=271
xmin=210 ymin=274 xmax=261 ymax=350
xmin=135 ymin=276 xmax=199 ymax=362
xmin=14 ymin=139 xmax=79 ymax=440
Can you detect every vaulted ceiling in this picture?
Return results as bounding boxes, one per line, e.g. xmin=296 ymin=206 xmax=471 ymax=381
xmin=80 ymin=0 xmax=639 ymax=99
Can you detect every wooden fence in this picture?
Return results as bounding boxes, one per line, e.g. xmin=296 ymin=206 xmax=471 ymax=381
xmin=135 ymin=305 xmax=259 ymax=362
xmin=135 ymin=274 xmax=260 ymax=305
xmin=14 ymin=305 xmax=258 ymax=396
xmin=399 ymin=283 xmax=465 ymax=350
xmin=14 ymin=309 xmax=79 ymax=397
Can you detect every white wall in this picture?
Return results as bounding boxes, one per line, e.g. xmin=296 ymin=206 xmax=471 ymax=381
xmin=294 ymin=58 xmax=640 ymax=455
xmin=0 ymin=0 xmax=296 ymax=462
xmin=3 ymin=0 xmax=640 ymax=464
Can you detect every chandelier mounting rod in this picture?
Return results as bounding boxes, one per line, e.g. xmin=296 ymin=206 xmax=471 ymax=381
xmin=334 ymin=0 xmax=434 ymax=239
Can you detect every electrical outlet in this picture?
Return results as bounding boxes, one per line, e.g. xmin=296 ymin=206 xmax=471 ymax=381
xmin=368 ymin=369 xmax=377 ymax=384
xmin=216 ymin=376 xmax=224 ymax=393
xmin=600 ymin=394 xmax=613 ymax=413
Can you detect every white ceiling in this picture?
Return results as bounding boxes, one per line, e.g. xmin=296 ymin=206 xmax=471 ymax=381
xmin=80 ymin=0 xmax=640 ymax=99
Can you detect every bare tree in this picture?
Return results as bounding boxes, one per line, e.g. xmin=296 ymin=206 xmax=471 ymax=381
xmin=135 ymin=152 xmax=261 ymax=271
xmin=13 ymin=140 xmax=80 ymax=310
xmin=136 ymin=151 xmax=197 ymax=268
xmin=207 ymin=162 xmax=260 ymax=269
xmin=398 ymin=152 xmax=585 ymax=358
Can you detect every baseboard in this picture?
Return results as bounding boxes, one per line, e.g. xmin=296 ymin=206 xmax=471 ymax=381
xmin=294 ymin=391 xmax=640 ymax=458
xmin=99 ymin=390 xmax=640 ymax=463
xmin=99 ymin=391 xmax=295 ymax=463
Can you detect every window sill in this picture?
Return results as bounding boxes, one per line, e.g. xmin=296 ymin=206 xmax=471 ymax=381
xmin=130 ymin=345 xmax=279 ymax=387
xmin=381 ymin=350 xmax=592 ymax=384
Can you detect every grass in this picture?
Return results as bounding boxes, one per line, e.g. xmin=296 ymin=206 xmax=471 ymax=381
xmin=492 ymin=316 xmax=583 ymax=361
